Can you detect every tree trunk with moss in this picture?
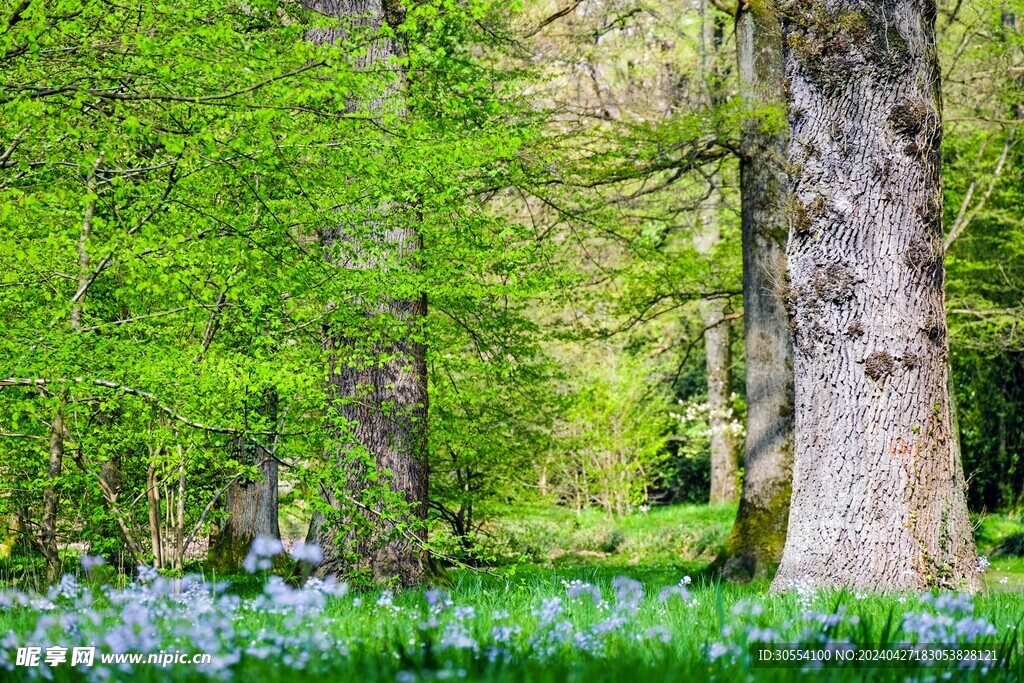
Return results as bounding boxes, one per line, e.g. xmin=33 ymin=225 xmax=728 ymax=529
xmin=303 ymin=0 xmax=428 ymax=587
xmin=717 ymin=2 xmax=795 ymax=580
xmin=209 ymin=392 xmax=281 ymax=572
xmin=770 ymin=0 xmax=980 ymax=591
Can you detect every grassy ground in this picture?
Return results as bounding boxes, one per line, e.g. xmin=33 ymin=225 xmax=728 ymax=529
xmin=2 ymin=504 xmax=1024 ymax=682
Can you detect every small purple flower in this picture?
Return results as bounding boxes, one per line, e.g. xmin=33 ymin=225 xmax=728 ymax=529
xmin=707 ymin=642 xmax=731 ymax=661
xmin=611 ymin=576 xmax=643 ymax=614
xmin=425 ymin=588 xmax=449 ymax=609
xmin=243 ymin=536 xmax=284 ymax=573
xmin=80 ymin=555 xmax=105 ymax=573
xmin=535 ymin=597 xmax=563 ymax=625
xmin=658 ymin=584 xmax=692 ymax=604
xmin=438 ymin=622 xmax=476 ymax=650
xmin=250 ymin=536 xmax=284 ymax=557
xmin=136 ymin=565 xmax=158 ymax=583
xmin=491 ymin=625 xmax=519 ymax=643
xmin=289 ymin=542 xmax=323 ymax=565
xmin=453 ymin=606 xmax=475 ymax=621
xmin=565 ymin=580 xmax=602 ymax=605
xmin=645 ymin=625 xmax=672 ymax=643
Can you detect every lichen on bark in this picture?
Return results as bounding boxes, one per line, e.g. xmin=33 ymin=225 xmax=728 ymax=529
xmin=770 ymin=0 xmax=981 ymax=592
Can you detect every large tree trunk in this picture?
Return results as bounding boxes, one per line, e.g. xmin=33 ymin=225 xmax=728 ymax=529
xmin=210 ymin=393 xmax=281 ymax=570
xmin=211 ymin=447 xmax=280 ymax=569
xmin=716 ymin=3 xmax=795 ymax=580
xmin=770 ymin=0 xmax=980 ymax=591
xmin=304 ymin=0 xmax=429 ymax=586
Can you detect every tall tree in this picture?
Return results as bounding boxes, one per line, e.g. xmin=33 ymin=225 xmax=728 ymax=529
xmin=770 ymin=0 xmax=980 ymax=591
xmin=716 ymin=2 xmax=795 ymax=579
xmin=697 ymin=0 xmax=740 ymax=505
xmin=303 ymin=0 xmax=429 ymax=586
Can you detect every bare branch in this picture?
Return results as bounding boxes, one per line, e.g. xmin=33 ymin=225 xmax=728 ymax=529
xmin=944 ymin=125 xmax=1017 ymax=251
xmin=523 ymin=0 xmax=584 ymax=37
xmin=16 ymin=60 xmax=326 ymax=104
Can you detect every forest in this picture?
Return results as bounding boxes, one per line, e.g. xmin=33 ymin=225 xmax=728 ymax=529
xmin=1 ymin=0 xmax=1024 ymax=680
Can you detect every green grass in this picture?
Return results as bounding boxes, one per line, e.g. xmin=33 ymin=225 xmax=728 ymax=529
xmin=4 ymin=504 xmax=1024 ymax=682
xmin=477 ymin=502 xmax=736 ymax=569
xmin=6 ymin=571 xmax=1022 ymax=682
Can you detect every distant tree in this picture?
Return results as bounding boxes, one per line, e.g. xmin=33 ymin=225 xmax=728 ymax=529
xmin=210 ymin=390 xmax=282 ymax=571
xmin=696 ymin=0 xmax=741 ymax=506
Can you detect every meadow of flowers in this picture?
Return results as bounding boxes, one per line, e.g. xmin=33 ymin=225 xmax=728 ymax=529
xmin=0 ymin=538 xmax=1020 ymax=682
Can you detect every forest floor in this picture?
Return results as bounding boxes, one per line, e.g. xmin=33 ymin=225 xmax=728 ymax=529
xmin=3 ymin=504 xmax=1024 ymax=681
xmin=481 ymin=503 xmax=1024 ymax=590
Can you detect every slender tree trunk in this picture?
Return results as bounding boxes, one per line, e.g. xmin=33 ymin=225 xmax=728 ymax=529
xmin=146 ymin=455 xmax=164 ymax=568
xmin=89 ymin=452 xmax=145 ymax=569
xmin=174 ymin=452 xmax=185 ymax=570
xmin=696 ymin=0 xmax=739 ymax=506
xmin=40 ymin=160 xmax=96 ymax=581
xmin=303 ymin=0 xmax=428 ymax=586
xmin=41 ymin=408 xmax=64 ymax=583
xmin=700 ymin=296 xmax=739 ymax=505
xmin=716 ymin=2 xmax=795 ymax=580
xmin=770 ymin=0 xmax=980 ymax=591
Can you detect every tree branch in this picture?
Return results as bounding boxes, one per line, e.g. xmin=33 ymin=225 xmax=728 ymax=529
xmin=0 ymin=377 xmax=281 ymax=435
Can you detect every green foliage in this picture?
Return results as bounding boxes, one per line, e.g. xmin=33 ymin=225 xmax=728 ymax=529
xmin=543 ymin=346 xmax=672 ymax=516
xmin=0 ymin=0 xmax=565 ymax=575
xmin=941 ymin=0 xmax=1024 ymax=512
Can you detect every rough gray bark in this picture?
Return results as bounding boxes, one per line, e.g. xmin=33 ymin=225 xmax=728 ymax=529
xmin=770 ymin=0 xmax=980 ymax=591
xmin=210 ymin=390 xmax=280 ymax=570
xmin=717 ymin=2 xmax=795 ymax=580
xmin=211 ymin=442 xmax=280 ymax=570
xmin=304 ymin=0 xmax=428 ymax=586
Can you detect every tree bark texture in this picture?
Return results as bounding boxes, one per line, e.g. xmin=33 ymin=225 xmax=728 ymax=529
xmin=304 ymin=0 xmax=428 ymax=586
xmin=770 ymin=0 xmax=980 ymax=591
xmin=717 ymin=2 xmax=795 ymax=581
xmin=699 ymin=294 xmax=740 ymax=505
xmin=211 ymin=394 xmax=281 ymax=571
